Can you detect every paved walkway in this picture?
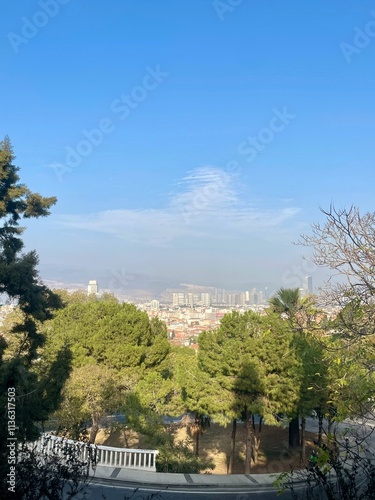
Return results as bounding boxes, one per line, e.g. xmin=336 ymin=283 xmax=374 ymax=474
xmin=92 ymin=465 xmax=279 ymax=488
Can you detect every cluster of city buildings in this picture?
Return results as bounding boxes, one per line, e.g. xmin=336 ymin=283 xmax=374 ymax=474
xmin=145 ymin=304 xmax=224 ymax=348
xmin=84 ymin=277 xmax=314 ymax=348
xmin=170 ymin=289 xmax=266 ymax=307
xmin=0 ymin=277 xmax=317 ymax=351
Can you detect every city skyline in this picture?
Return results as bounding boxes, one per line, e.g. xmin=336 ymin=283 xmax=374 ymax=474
xmin=45 ymin=275 xmax=314 ymax=303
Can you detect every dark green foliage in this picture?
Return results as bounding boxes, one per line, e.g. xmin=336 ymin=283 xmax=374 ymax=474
xmin=0 ymin=137 xmax=58 ymax=324
xmin=122 ymin=392 xmax=165 ymax=444
xmin=45 ymin=296 xmax=172 ymax=443
xmin=269 ymin=287 xmax=302 ymax=319
xmin=156 ymin=438 xmax=215 ymax=473
xmin=269 ymin=288 xmax=326 ymax=450
xmin=170 ymin=346 xmax=228 ymax=420
xmin=199 ymin=310 xmax=303 ymax=420
xmin=0 ymin=137 xmax=70 ymax=497
xmin=44 ymin=299 xmax=170 ymax=376
xmin=198 ymin=310 xmax=304 ymax=472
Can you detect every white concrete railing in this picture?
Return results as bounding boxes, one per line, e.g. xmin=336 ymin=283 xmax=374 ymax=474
xmin=33 ymin=433 xmax=159 ymax=472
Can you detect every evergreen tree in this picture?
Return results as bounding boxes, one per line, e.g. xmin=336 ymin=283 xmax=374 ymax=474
xmin=199 ymin=310 xmax=303 ymax=473
xmin=170 ymin=347 xmax=229 ymax=458
xmin=269 ymin=288 xmax=320 ymax=449
xmin=44 ymin=294 xmax=172 ymax=442
xmin=43 ymin=297 xmax=170 ymax=377
xmin=0 ymin=137 xmax=67 ymax=496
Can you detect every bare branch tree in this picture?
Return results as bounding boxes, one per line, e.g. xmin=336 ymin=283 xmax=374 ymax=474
xmin=299 ymin=205 xmax=375 ymax=305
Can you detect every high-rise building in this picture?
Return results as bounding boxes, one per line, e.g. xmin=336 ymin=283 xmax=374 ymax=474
xmin=218 ymin=289 xmax=226 ymax=304
xmin=187 ymin=293 xmax=194 ymax=307
xmin=249 ymin=291 xmax=258 ymax=305
xmin=236 ymin=293 xmax=245 ymax=306
xmin=201 ymin=293 xmax=211 ymax=306
xmin=178 ymin=293 xmax=186 ymax=305
xmin=172 ymin=293 xmax=186 ymax=306
xmin=87 ymin=280 xmax=98 ymax=295
xmin=303 ymin=276 xmax=313 ymax=295
xmin=150 ymin=299 xmax=160 ymax=311
xmin=227 ymin=294 xmax=236 ymax=307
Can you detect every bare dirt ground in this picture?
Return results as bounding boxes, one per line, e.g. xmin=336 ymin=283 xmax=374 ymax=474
xmin=95 ymin=422 xmax=317 ymax=474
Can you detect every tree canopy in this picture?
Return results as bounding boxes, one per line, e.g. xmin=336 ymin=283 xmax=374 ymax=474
xmin=43 ymin=297 xmax=170 ymax=377
xmin=0 ymin=137 xmax=69 ymax=496
xmin=198 ymin=310 xmax=304 ymax=472
xmin=279 ymin=205 xmax=375 ymax=498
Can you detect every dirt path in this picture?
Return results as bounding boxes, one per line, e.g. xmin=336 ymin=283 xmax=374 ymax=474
xmin=95 ymin=422 xmax=317 ymax=474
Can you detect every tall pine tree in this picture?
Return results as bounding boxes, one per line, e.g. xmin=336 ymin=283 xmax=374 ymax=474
xmin=0 ymin=137 xmax=65 ymax=494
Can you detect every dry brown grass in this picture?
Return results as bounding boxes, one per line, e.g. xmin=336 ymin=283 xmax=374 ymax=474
xmin=95 ymin=422 xmax=317 ymax=474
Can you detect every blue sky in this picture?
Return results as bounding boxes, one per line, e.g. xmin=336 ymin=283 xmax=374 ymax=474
xmin=1 ymin=0 xmax=375 ymax=293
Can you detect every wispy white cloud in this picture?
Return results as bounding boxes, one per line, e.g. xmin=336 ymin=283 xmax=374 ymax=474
xmin=59 ymin=166 xmax=301 ymax=246
xmin=171 ymin=166 xmax=238 ymax=214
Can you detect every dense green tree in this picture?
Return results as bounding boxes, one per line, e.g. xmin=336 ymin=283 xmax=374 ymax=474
xmin=131 ymin=346 xmax=229 ymax=459
xmin=43 ymin=294 xmax=172 ymax=446
xmin=269 ymin=287 xmax=322 ymax=450
xmin=0 ymin=137 xmax=58 ymax=329
xmin=0 ymin=137 xmax=69 ymax=497
xmin=199 ymin=310 xmax=303 ymax=473
xmin=43 ymin=297 xmax=170 ymax=378
xmin=170 ymin=346 xmax=230 ymax=458
xmin=292 ymin=332 xmax=327 ymax=460
xmin=134 ymin=370 xmax=182 ymax=417
xmin=318 ymin=306 xmax=375 ymax=424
